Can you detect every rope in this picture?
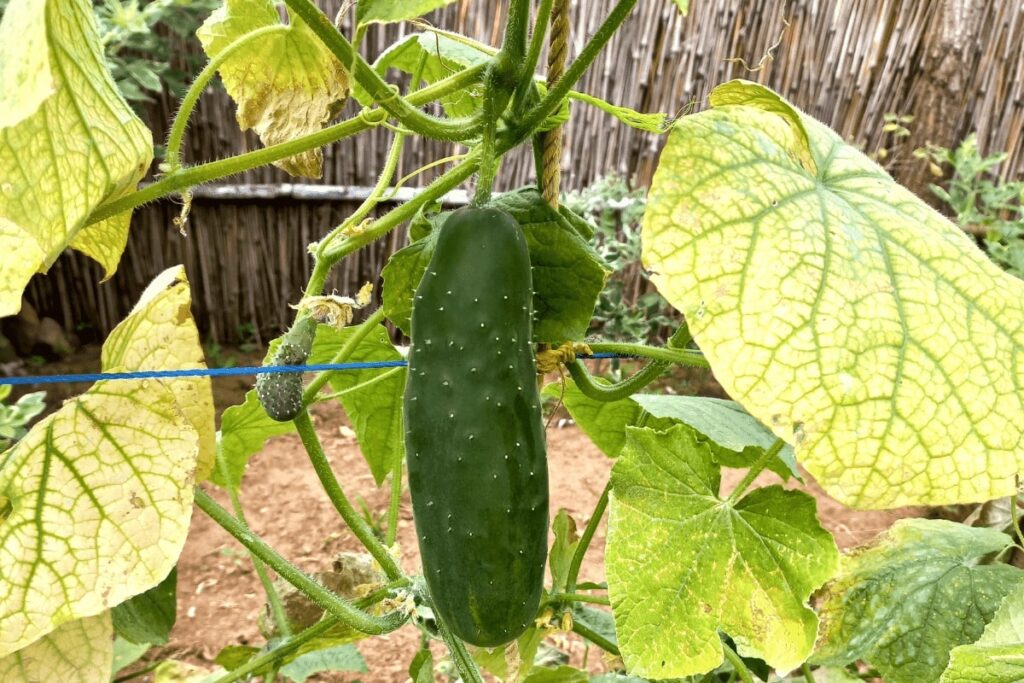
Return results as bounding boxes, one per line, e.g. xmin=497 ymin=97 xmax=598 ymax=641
xmin=535 ymin=341 xmax=592 ymax=374
xmin=0 ymin=353 xmax=623 ymax=387
xmin=541 ymin=0 xmax=570 ymax=207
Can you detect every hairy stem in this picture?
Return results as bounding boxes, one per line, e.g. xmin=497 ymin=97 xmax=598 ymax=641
xmin=572 ymin=619 xmax=620 ymax=656
xmin=721 ymin=643 xmax=754 ymax=683
xmin=566 ymin=481 xmax=610 ymax=594
xmin=546 ymin=592 xmax=610 ymax=606
xmin=195 ymin=489 xmax=406 ymax=635
xmin=566 ymin=359 xmax=668 ymax=402
xmin=434 ymin=610 xmax=486 ymax=683
xmin=512 ymin=0 xmax=638 ymax=137
xmin=512 ymin=0 xmax=556 ymax=112
xmin=282 ymin=0 xmax=482 ymax=141
xmin=801 ymin=663 xmax=818 ymax=683
xmin=84 ymin=64 xmax=487 ymax=226
xmin=586 ymin=341 xmax=709 ymax=369
xmin=293 ymin=410 xmax=404 ymax=580
xmin=165 ymin=24 xmax=289 ymax=170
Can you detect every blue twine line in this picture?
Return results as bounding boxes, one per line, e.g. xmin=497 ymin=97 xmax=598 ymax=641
xmin=0 ymin=353 xmax=624 ymax=387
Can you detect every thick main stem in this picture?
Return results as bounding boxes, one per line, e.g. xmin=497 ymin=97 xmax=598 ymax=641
xmin=194 ymin=489 xmax=405 ymax=635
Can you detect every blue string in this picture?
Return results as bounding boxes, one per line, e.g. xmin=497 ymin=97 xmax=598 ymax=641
xmin=0 ymin=353 xmax=623 ymax=387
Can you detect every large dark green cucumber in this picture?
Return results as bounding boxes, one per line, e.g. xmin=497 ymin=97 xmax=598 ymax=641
xmin=404 ymin=205 xmax=548 ymax=648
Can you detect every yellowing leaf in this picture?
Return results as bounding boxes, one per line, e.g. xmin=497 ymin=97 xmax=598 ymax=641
xmin=0 ymin=267 xmax=209 ymax=657
xmin=0 ymin=613 xmax=113 ymax=682
xmin=198 ymin=0 xmax=349 ymax=178
xmin=815 ymin=519 xmax=1023 ymax=683
xmin=0 ymin=0 xmax=152 ymax=317
xmin=102 ymin=267 xmax=216 ymax=481
xmin=606 ymin=426 xmax=837 ymax=677
xmin=356 ymin=0 xmax=459 ymax=26
xmin=643 ymin=80 xmax=1024 ymax=509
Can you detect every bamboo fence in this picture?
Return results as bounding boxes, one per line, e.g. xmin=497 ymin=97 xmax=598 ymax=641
xmin=19 ymin=0 xmax=1024 ymax=342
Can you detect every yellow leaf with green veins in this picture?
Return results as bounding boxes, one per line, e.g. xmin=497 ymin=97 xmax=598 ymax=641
xmin=0 ymin=267 xmax=209 ymax=657
xmin=0 ymin=613 xmax=113 ymax=682
xmin=0 ymin=0 xmax=152 ymax=317
xmin=197 ymin=0 xmax=350 ymax=178
xmin=643 ymin=79 xmax=1024 ymax=509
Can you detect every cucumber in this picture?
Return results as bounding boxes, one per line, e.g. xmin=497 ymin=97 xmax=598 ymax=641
xmin=404 ymin=205 xmax=548 ymax=647
xmin=256 ymin=316 xmax=316 ymax=422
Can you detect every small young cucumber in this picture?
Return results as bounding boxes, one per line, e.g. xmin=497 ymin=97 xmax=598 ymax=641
xmin=256 ymin=316 xmax=316 ymax=422
xmin=404 ymin=205 xmax=548 ymax=647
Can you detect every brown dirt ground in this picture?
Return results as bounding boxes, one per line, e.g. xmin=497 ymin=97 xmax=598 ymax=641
xmin=9 ymin=348 xmax=920 ymax=681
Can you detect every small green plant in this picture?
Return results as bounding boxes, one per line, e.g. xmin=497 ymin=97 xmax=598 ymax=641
xmin=917 ymin=134 xmax=1024 ymax=277
xmin=562 ymin=175 xmax=675 ymax=342
xmin=204 ymin=340 xmax=237 ymax=368
xmin=236 ymin=321 xmax=260 ymax=353
xmin=0 ymin=386 xmax=46 ymax=449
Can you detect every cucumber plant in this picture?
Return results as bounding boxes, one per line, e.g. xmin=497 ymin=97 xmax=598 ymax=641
xmin=1 ymin=1 xmax=1024 ymax=682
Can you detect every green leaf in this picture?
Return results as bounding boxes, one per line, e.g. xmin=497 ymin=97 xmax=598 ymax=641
xmin=382 ymin=229 xmax=440 ymax=337
xmin=383 ymin=188 xmax=610 ymax=342
xmin=356 ymin=0 xmax=458 ymax=25
xmin=673 ymin=0 xmax=690 ymax=15
xmin=942 ymin=582 xmax=1024 ymax=683
xmin=642 ymin=79 xmax=1024 ymax=508
xmin=542 ymin=381 xmax=659 ymax=457
xmin=358 ymin=32 xmax=489 ymax=119
xmin=213 ymin=389 xmax=297 ymax=491
xmin=814 ymin=519 xmax=1024 ymax=683
xmin=493 ymin=188 xmax=611 ymax=342
xmin=214 ymin=644 xmax=261 ymax=669
xmin=550 ymin=509 xmax=581 ymax=593
xmin=0 ymin=267 xmax=210 ymax=658
xmin=0 ymin=0 xmax=153 ymax=317
xmin=606 ymin=425 xmax=838 ymax=677
xmin=523 ymin=666 xmax=590 ymax=683
xmin=633 ymin=395 xmax=800 ymax=480
xmin=308 ymin=324 xmax=406 ymax=486
xmin=111 ymin=567 xmax=177 ymax=645
xmin=0 ymin=613 xmax=113 ymax=681
xmin=197 ymin=0 xmax=349 ymax=178
xmin=279 ymin=644 xmax=368 ymax=682
xmin=410 ymin=648 xmax=435 ymax=683
xmin=112 ymin=637 xmax=151 ymax=675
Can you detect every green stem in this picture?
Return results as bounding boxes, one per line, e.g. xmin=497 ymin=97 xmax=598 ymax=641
xmin=386 ymin=457 xmax=403 ymax=547
xmin=546 ymin=592 xmax=610 ymax=606
xmin=321 ymin=150 xmax=480 ymax=265
xmin=721 ymin=644 xmax=754 ymax=683
xmin=165 ymin=24 xmax=289 ymax=171
xmin=302 ymin=308 xmax=387 ymax=402
xmin=572 ymin=620 xmax=620 ymax=656
xmin=317 ymin=366 xmax=403 ymax=403
xmin=112 ymin=661 xmax=161 ymax=683
xmin=512 ymin=0 xmax=556 ymax=112
xmin=210 ymin=580 xmax=409 ymax=683
xmin=587 ymin=342 xmax=709 ymax=369
xmin=83 ymin=63 xmax=487 ymax=227
xmin=801 ymin=663 xmax=817 ymax=683
xmin=727 ymin=439 xmax=785 ymax=504
xmin=512 ymin=0 xmax=638 ymax=137
xmin=293 ymin=410 xmax=404 ymax=580
xmin=213 ymin=455 xmax=292 ymax=638
xmin=566 ymin=359 xmax=668 ymax=402
xmin=474 ymin=72 xmax=501 ymax=204
xmin=194 ymin=489 xmax=406 ymax=635
xmin=282 ymin=0 xmax=482 ymax=141
xmin=566 ymin=482 xmax=610 ymax=594
xmin=434 ymin=611 xmax=485 ymax=683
